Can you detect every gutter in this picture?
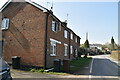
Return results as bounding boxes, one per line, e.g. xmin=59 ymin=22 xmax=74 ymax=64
xmin=44 ymin=12 xmax=49 ymax=69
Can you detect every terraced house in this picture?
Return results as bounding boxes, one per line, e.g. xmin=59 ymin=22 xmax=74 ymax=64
xmin=0 ymin=0 xmax=81 ymax=68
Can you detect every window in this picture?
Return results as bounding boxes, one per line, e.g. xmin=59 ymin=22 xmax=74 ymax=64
xmin=52 ymin=21 xmax=55 ymax=31
xmin=1 ymin=18 xmax=9 ymax=30
xmin=50 ymin=41 xmax=56 ymax=56
xmin=70 ymin=46 xmax=73 ymax=54
xmin=71 ymin=33 xmax=73 ymax=40
xmin=52 ymin=20 xmax=60 ymax=32
xmin=76 ymin=38 xmax=77 ymax=43
xmin=64 ymin=44 xmax=68 ymax=56
xmin=64 ymin=30 xmax=67 ymax=38
xmin=75 ymin=49 xmax=77 ymax=56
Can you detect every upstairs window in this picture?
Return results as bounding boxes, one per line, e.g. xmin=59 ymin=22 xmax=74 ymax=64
xmin=71 ymin=33 xmax=73 ymax=40
xmin=76 ymin=38 xmax=77 ymax=43
xmin=52 ymin=20 xmax=60 ymax=32
xmin=64 ymin=30 xmax=67 ymax=38
xmin=1 ymin=18 xmax=9 ymax=30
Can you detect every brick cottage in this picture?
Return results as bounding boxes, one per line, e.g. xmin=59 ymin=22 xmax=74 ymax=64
xmin=0 ymin=0 xmax=81 ymax=68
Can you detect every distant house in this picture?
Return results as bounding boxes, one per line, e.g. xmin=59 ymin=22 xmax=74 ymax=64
xmin=90 ymin=44 xmax=102 ymax=50
xmin=104 ymin=48 xmax=110 ymax=51
xmin=89 ymin=44 xmax=102 ymax=54
xmin=0 ymin=0 xmax=81 ymax=68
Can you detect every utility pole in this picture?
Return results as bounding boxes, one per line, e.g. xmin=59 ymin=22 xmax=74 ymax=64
xmin=51 ymin=0 xmax=53 ymax=11
xmin=67 ymin=14 xmax=69 ymax=23
xmin=47 ymin=2 xmax=50 ymax=9
xmin=86 ymin=32 xmax=88 ymax=40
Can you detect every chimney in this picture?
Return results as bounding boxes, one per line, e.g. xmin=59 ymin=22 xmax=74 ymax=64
xmin=62 ymin=20 xmax=67 ymax=27
xmin=49 ymin=10 xmax=53 ymax=14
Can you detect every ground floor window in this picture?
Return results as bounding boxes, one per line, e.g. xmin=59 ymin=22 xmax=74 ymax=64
xmin=75 ymin=49 xmax=77 ymax=56
xmin=70 ymin=45 xmax=73 ymax=54
xmin=64 ymin=44 xmax=68 ymax=56
xmin=50 ymin=41 xmax=56 ymax=56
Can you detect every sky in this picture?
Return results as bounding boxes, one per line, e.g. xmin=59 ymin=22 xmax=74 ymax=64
xmin=0 ymin=0 xmax=118 ymax=44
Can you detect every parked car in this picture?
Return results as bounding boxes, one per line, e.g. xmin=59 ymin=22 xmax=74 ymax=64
xmin=0 ymin=58 xmax=12 ymax=80
xmin=106 ymin=51 xmax=111 ymax=54
xmin=99 ymin=52 xmax=104 ymax=55
xmin=89 ymin=52 xmax=95 ymax=56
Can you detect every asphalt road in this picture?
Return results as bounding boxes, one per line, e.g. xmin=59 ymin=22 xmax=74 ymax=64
xmin=90 ymin=55 xmax=120 ymax=80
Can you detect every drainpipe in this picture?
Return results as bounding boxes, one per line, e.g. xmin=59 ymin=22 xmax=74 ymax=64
xmin=44 ymin=12 xmax=49 ymax=69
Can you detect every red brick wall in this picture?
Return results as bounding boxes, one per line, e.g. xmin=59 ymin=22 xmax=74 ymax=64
xmin=2 ymin=2 xmax=46 ymax=67
xmin=46 ymin=15 xmax=70 ymax=68
xmin=1 ymin=2 xmax=81 ymax=68
xmin=70 ymin=33 xmax=78 ymax=59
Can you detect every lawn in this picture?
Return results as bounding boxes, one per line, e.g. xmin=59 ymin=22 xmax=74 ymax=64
xmin=70 ymin=57 xmax=92 ymax=73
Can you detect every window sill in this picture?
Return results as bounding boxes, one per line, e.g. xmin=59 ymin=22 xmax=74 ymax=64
xmin=52 ymin=30 xmax=60 ymax=33
xmin=64 ymin=54 xmax=67 ymax=56
xmin=1 ymin=28 xmax=8 ymax=30
xmin=50 ymin=54 xmax=56 ymax=56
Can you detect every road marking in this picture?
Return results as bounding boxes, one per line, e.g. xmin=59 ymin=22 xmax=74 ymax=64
xmin=89 ymin=75 xmax=92 ymax=80
xmin=90 ymin=58 xmax=94 ymax=74
xmin=89 ymin=58 xmax=94 ymax=80
xmin=91 ymin=76 xmax=118 ymax=78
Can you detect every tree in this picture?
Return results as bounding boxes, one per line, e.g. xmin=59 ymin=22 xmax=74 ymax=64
xmin=83 ymin=39 xmax=90 ymax=58
xmin=84 ymin=39 xmax=90 ymax=48
xmin=111 ymin=36 xmax=115 ymax=50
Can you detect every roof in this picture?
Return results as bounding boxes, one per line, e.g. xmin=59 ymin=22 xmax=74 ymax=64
xmin=0 ymin=0 xmax=81 ymax=39
xmin=0 ymin=0 xmax=48 ymax=12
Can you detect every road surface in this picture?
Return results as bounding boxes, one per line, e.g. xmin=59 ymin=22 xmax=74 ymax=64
xmin=89 ymin=55 xmax=120 ymax=80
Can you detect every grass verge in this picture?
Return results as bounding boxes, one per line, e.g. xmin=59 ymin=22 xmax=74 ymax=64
xmin=70 ymin=57 xmax=92 ymax=73
xmin=30 ymin=68 xmax=67 ymax=75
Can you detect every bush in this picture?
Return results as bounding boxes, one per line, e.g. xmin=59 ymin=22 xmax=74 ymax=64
xmin=30 ymin=68 xmax=45 ymax=73
xmin=79 ymin=48 xmax=85 ymax=55
xmin=37 ymin=69 xmax=45 ymax=73
xmin=30 ymin=69 xmax=36 ymax=72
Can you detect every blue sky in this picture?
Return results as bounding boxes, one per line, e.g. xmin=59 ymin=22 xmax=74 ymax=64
xmin=0 ymin=1 xmax=118 ymax=44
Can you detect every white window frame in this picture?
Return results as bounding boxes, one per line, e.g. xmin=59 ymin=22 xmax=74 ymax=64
xmin=50 ymin=38 xmax=61 ymax=44
xmin=1 ymin=18 xmax=9 ymax=30
xmin=59 ymin=22 xmax=61 ymax=31
xmin=52 ymin=20 xmax=60 ymax=32
xmin=71 ymin=33 xmax=73 ymax=40
xmin=50 ymin=41 xmax=56 ymax=56
xmin=70 ymin=46 xmax=73 ymax=54
xmin=52 ymin=21 xmax=55 ymax=32
xmin=64 ymin=30 xmax=67 ymax=38
xmin=64 ymin=44 xmax=68 ymax=56
xmin=75 ymin=49 xmax=77 ymax=56
xmin=76 ymin=38 xmax=77 ymax=43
